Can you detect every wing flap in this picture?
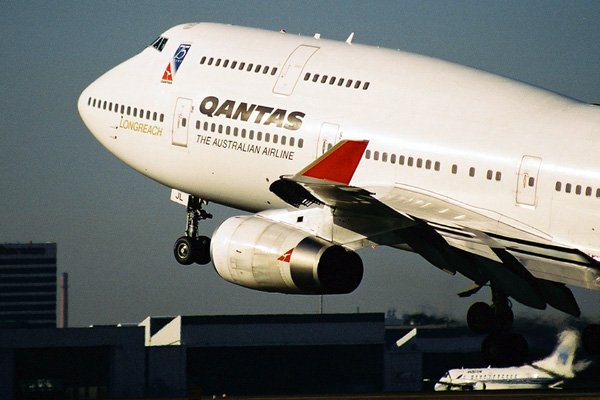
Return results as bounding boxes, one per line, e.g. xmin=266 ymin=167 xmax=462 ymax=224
xmin=269 ymin=138 xmax=599 ymax=315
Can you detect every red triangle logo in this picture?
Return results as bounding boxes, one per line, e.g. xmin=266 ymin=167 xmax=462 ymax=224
xmin=161 ymin=63 xmax=173 ymax=83
xmin=277 ymin=248 xmax=294 ymax=263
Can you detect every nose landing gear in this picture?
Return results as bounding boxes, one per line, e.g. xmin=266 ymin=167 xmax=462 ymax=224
xmin=174 ymin=196 xmax=212 ymax=265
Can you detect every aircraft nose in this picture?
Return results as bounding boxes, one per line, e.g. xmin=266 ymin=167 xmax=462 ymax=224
xmin=78 ymin=84 xmax=94 ymax=135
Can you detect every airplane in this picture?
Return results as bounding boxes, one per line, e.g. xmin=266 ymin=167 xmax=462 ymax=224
xmin=78 ymin=22 xmax=600 ymax=364
xmin=433 ymin=329 xmax=586 ymax=391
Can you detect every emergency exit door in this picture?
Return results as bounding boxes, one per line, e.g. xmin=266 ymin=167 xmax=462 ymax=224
xmin=273 ymin=45 xmax=319 ymax=96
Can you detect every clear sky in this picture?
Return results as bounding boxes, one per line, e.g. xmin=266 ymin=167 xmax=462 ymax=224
xmin=1 ymin=1 xmax=600 ymax=327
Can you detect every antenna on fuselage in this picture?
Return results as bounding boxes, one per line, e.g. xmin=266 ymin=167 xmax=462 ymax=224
xmin=346 ymin=32 xmax=354 ymax=44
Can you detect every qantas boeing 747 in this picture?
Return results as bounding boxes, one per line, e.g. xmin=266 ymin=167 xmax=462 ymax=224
xmin=78 ymin=23 xmax=600 ymax=364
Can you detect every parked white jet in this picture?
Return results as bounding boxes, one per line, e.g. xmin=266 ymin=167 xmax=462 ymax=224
xmin=78 ymin=23 xmax=600 ymax=363
xmin=434 ymin=330 xmax=587 ymax=390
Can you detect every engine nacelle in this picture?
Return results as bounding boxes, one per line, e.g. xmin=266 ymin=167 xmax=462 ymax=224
xmin=211 ymin=215 xmax=363 ymax=294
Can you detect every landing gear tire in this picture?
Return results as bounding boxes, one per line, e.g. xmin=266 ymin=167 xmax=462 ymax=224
xmin=174 ymin=236 xmax=196 ymax=265
xmin=582 ymin=323 xmax=600 ymax=356
xmin=467 ymin=302 xmax=493 ymax=334
xmin=467 ymin=285 xmax=526 ymax=366
xmin=174 ymin=235 xmax=211 ymax=266
xmin=482 ymin=332 xmax=528 ymax=367
xmin=194 ymin=235 xmax=211 ymax=265
xmin=467 ymin=301 xmax=514 ymax=334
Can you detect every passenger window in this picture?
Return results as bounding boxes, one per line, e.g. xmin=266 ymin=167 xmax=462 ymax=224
xmin=425 ymin=160 xmax=432 ymax=169
xmin=528 ymin=177 xmax=535 ymax=187
xmin=576 ymin=185 xmax=582 ymax=195
xmin=298 ymin=138 xmax=304 ymax=148
xmin=555 ymin=181 xmax=562 ymax=191
xmin=487 ymin=170 xmax=493 ymax=180
xmin=416 ymin=158 xmax=423 ymax=168
xmin=451 ymin=164 xmax=458 ymax=174
xmin=469 ymin=167 xmax=475 ymax=177
xmin=390 ymin=154 xmax=396 ymax=164
xmin=399 ymin=155 xmax=405 ymax=165
xmin=382 ymin=152 xmax=388 ymax=162
xmin=586 ymin=186 xmax=592 ymax=196
xmin=495 ymin=171 xmax=502 ymax=181
xmin=374 ymin=151 xmax=380 ymax=161
xmin=181 ymin=118 xmax=187 ymax=127
xmin=566 ymin=183 xmax=572 ymax=193
xmin=435 ymin=161 xmax=441 ymax=171
xmin=365 ymin=150 xmax=371 ymax=159
xmin=407 ymin=157 xmax=414 ymax=167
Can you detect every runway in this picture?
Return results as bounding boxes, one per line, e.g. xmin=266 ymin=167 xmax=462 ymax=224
xmin=178 ymin=390 xmax=600 ymax=400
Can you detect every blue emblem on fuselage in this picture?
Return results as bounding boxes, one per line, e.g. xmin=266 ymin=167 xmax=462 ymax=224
xmin=173 ymin=44 xmax=191 ymax=73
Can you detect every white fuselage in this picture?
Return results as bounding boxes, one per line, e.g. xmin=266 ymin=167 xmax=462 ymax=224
xmin=78 ymin=23 xmax=600 ymax=289
xmin=435 ymin=366 xmax=559 ymax=391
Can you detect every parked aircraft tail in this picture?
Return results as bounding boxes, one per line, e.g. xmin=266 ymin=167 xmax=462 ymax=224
xmin=532 ymin=329 xmax=589 ymax=378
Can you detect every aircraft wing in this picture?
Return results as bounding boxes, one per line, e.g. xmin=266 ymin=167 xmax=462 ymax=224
xmin=270 ymin=140 xmax=600 ymax=315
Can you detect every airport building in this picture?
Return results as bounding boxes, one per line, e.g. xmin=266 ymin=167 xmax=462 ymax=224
xmin=0 ymin=243 xmax=57 ymax=328
xmin=1 ymin=312 xmax=589 ymax=399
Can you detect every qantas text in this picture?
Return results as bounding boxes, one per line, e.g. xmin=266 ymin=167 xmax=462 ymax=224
xmin=199 ymin=96 xmax=305 ymax=131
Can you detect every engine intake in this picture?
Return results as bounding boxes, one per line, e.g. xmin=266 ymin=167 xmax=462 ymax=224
xmin=211 ymin=215 xmax=363 ymax=294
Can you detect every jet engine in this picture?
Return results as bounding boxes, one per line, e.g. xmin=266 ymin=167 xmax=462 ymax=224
xmin=210 ymin=215 xmax=363 ymax=294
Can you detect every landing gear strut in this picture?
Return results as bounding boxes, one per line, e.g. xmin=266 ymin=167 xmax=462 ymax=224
xmin=467 ymin=285 xmax=528 ymax=366
xmin=174 ymin=196 xmax=212 ymax=265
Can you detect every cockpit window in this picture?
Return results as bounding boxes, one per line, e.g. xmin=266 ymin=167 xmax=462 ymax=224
xmin=150 ymin=36 xmax=168 ymax=52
